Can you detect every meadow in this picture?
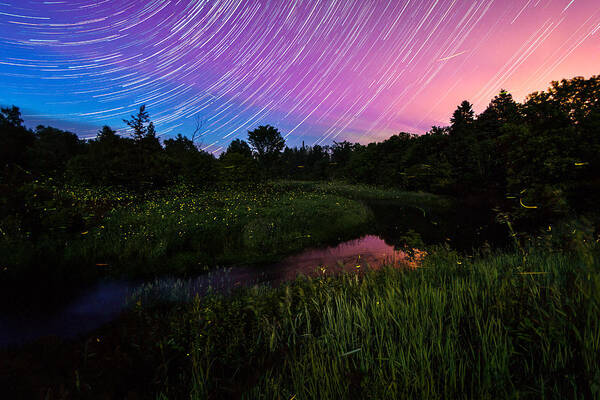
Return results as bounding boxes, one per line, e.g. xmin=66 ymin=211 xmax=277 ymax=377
xmin=66 ymin=183 xmax=375 ymax=277
xmin=272 ymin=180 xmax=453 ymax=209
xmin=170 ymin=245 xmax=600 ymax=399
xmin=1 ymin=181 xmax=375 ymax=295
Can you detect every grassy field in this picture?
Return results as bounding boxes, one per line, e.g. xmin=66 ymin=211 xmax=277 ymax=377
xmin=2 ymin=180 xmax=454 ymax=284
xmin=1 ymin=182 xmax=378 ymax=286
xmin=5 ymin=244 xmax=598 ymax=398
xmin=66 ymin=184 xmax=373 ymax=278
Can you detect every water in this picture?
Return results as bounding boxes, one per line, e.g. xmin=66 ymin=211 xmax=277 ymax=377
xmin=0 ymin=235 xmax=417 ymax=347
xmin=0 ymin=281 xmax=133 ymax=347
xmin=366 ymin=199 xmax=507 ymax=252
xmin=0 ymin=201 xmax=505 ymax=347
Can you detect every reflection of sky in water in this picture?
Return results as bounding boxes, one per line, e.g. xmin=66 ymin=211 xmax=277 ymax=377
xmin=0 ymin=235 xmax=414 ymax=347
xmin=270 ymin=235 xmax=414 ymax=281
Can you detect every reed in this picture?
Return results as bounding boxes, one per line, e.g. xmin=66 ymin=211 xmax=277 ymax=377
xmin=147 ymin=245 xmax=600 ymax=399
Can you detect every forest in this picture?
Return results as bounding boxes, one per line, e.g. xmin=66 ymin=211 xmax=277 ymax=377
xmin=3 ymin=76 xmax=599 ymax=220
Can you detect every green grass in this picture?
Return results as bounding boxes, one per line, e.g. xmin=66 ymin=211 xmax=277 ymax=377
xmin=1 ymin=183 xmax=373 ymax=282
xmin=4 ymin=180 xmax=598 ymax=398
xmin=273 ymin=180 xmax=454 ymax=210
xmin=4 ymin=240 xmax=599 ymax=398
xmin=74 ymin=184 xmax=372 ymax=277
xmin=1 ymin=181 xmax=458 ymax=285
xmin=135 ymin=245 xmax=600 ymax=399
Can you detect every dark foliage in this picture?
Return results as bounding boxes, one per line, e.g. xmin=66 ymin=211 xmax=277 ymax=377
xmin=1 ymin=75 xmax=599 ymax=237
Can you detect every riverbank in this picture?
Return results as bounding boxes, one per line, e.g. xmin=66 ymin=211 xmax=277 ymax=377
xmin=0 ymin=235 xmax=415 ymax=347
xmin=64 ymin=183 xmax=374 ymax=277
xmin=1 ymin=182 xmax=385 ymax=306
xmin=3 ymin=245 xmax=599 ymax=399
xmin=2 ymin=181 xmax=463 ymax=300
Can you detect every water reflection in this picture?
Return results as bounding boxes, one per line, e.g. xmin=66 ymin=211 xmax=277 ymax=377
xmin=366 ymin=200 xmax=508 ymax=251
xmin=0 ymin=235 xmax=413 ymax=347
xmin=1 ymin=201 xmax=507 ymax=347
xmin=268 ymin=234 xmax=419 ymax=281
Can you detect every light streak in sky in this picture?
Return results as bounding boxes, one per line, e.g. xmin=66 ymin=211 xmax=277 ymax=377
xmin=0 ymin=0 xmax=598 ymax=148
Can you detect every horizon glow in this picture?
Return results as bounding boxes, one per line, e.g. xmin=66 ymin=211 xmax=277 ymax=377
xmin=0 ymin=0 xmax=598 ymax=151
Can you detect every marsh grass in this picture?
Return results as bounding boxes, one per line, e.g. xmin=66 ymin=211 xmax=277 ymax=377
xmin=128 ymin=267 xmax=271 ymax=307
xmin=145 ymin=245 xmax=600 ymax=399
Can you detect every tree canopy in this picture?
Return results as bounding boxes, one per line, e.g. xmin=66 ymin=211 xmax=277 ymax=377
xmin=247 ymin=125 xmax=285 ymax=160
xmin=1 ymin=75 xmax=598 ymax=227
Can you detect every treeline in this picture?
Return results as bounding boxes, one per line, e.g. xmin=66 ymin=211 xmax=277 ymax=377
xmin=1 ymin=76 xmax=599 ymax=223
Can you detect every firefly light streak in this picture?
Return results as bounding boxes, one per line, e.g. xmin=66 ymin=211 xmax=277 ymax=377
xmin=0 ymin=0 xmax=598 ymax=151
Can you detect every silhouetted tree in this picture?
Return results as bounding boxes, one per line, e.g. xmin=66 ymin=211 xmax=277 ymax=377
xmin=224 ymin=138 xmax=253 ymax=158
xmin=218 ymin=138 xmax=257 ymax=182
xmin=347 ymin=143 xmax=377 ymax=183
xmin=278 ymin=144 xmax=331 ymax=180
xmin=450 ymin=101 xmax=474 ymax=136
xmin=0 ymin=106 xmax=35 ymax=172
xmin=331 ymin=141 xmax=356 ymax=166
xmin=478 ymin=90 xmax=521 ymax=133
xmin=247 ymin=125 xmax=285 ymax=176
xmin=123 ymin=105 xmax=150 ymax=141
xmin=120 ymin=105 xmax=167 ymax=187
xmin=164 ymin=134 xmax=196 ymax=156
xmin=97 ymin=125 xmax=119 ymax=142
xmin=67 ymin=125 xmax=136 ymax=185
xmin=30 ymin=125 xmax=81 ymax=173
xmin=163 ymin=134 xmax=217 ymax=186
xmin=3 ymin=75 xmax=599 ymax=230
xmin=219 ymin=152 xmax=258 ymax=183
xmin=0 ymin=105 xmax=24 ymax=127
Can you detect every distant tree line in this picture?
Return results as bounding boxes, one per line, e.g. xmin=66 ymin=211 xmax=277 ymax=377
xmin=1 ymin=75 xmax=599 ymax=224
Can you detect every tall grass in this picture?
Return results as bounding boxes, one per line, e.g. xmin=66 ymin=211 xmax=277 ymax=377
xmin=148 ymin=245 xmax=600 ymax=399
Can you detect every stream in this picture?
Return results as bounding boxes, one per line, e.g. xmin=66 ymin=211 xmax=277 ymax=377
xmin=0 ymin=200 xmax=507 ymax=347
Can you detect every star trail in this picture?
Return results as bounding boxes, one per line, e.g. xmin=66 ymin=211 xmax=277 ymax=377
xmin=0 ymin=0 xmax=598 ymax=151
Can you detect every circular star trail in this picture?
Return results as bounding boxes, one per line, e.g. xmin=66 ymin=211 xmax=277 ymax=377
xmin=0 ymin=0 xmax=598 ymax=151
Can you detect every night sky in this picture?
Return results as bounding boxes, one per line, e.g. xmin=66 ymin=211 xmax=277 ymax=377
xmin=0 ymin=1 xmax=598 ymax=152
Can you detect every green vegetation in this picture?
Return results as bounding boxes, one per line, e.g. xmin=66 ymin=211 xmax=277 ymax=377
xmin=72 ymin=184 xmax=372 ymax=277
xmin=156 ymin=246 xmax=600 ymax=399
xmin=6 ymin=244 xmax=599 ymax=398
xmin=1 ymin=182 xmax=374 ymax=286
xmin=3 ymin=76 xmax=600 ymax=231
xmin=273 ymin=180 xmax=454 ymax=210
xmin=1 ymin=77 xmax=599 ymax=397
xmin=0 ymin=180 xmax=137 ymax=288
